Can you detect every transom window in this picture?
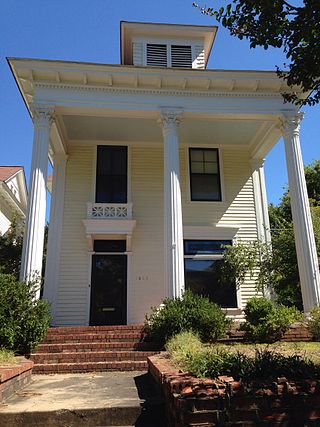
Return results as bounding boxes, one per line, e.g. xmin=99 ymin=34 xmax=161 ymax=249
xmin=184 ymin=240 xmax=237 ymax=308
xmin=95 ymin=146 xmax=128 ymax=203
xmin=189 ymin=148 xmax=222 ymax=201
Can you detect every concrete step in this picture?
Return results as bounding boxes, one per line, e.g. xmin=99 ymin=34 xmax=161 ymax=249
xmin=0 ymin=372 xmax=166 ymax=426
xmin=43 ymin=331 xmax=143 ymax=344
xmin=30 ymin=350 xmax=158 ymax=364
xmin=33 ymin=360 xmax=148 ymax=374
xmin=34 ymin=341 xmax=154 ymax=353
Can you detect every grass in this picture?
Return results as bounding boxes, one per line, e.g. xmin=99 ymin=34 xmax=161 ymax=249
xmin=166 ymin=332 xmax=320 ymax=381
xmin=213 ymin=342 xmax=320 ymax=364
xmin=0 ymin=348 xmax=17 ymax=366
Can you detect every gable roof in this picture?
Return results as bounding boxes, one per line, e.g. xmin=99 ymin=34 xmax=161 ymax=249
xmin=0 ymin=166 xmax=23 ymax=182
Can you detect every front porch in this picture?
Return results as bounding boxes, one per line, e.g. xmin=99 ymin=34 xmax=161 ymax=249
xmin=8 ymin=57 xmax=320 ymax=325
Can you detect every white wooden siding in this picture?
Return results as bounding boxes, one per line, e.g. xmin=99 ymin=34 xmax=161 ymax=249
xmin=180 ymin=148 xmax=259 ymax=308
xmin=55 ymin=144 xmax=259 ymax=325
xmin=194 ymin=45 xmax=205 ymax=69
xmin=132 ymin=42 xmax=143 ymax=66
xmin=0 ymin=198 xmax=12 ymax=235
xmin=55 ymin=145 xmax=93 ymax=326
xmin=129 ymin=146 xmax=165 ymax=322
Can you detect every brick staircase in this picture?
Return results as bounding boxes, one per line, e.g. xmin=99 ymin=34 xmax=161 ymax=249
xmin=30 ymin=324 xmax=158 ymax=374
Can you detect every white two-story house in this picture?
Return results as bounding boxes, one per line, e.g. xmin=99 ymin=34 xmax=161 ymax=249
xmin=0 ymin=166 xmax=27 ymax=236
xmin=8 ymin=22 xmax=320 ymax=326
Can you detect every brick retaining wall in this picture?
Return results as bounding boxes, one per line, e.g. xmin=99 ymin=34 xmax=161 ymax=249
xmin=221 ymin=322 xmax=311 ymax=343
xmin=0 ymin=358 xmax=33 ymax=402
xmin=148 ymin=354 xmax=320 ymax=426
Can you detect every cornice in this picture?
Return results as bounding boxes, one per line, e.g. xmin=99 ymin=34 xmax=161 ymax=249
xmin=34 ymin=81 xmax=284 ymax=99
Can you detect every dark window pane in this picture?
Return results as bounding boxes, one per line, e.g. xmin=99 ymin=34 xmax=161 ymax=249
xmin=184 ymin=259 xmax=237 ymax=308
xmin=190 ymin=174 xmax=221 ymax=201
xmin=189 ymin=148 xmax=221 ymax=201
xmin=94 ymin=240 xmax=126 ymax=253
xmin=184 ymin=240 xmax=231 ymax=255
xmin=96 ymin=146 xmax=127 ymax=203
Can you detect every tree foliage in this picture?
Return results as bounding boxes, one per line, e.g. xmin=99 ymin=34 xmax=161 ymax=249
xmin=0 ymin=217 xmax=23 ymax=279
xmin=194 ymin=0 xmax=320 ymax=105
xmin=221 ymin=160 xmax=320 ymax=310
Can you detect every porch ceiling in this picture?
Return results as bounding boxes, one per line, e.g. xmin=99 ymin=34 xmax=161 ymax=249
xmin=61 ymin=114 xmax=262 ymax=146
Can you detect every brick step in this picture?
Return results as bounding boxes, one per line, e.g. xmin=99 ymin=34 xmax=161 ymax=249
xmin=34 ymin=341 xmax=155 ymax=353
xmin=43 ymin=331 xmax=143 ymax=344
xmin=33 ymin=360 xmax=148 ymax=373
xmin=30 ymin=350 xmax=158 ymax=364
xmin=46 ymin=324 xmax=144 ymax=335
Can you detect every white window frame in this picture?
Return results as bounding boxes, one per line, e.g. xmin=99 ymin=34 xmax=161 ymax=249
xmin=133 ymin=37 xmax=198 ymax=68
xmin=183 ymin=239 xmax=241 ymax=310
xmin=92 ymin=142 xmax=132 ymax=204
xmin=185 ymin=145 xmax=225 ymax=204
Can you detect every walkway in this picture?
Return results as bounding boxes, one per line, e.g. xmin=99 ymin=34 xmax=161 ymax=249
xmin=0 ymin=371 xmax=165 ymax=426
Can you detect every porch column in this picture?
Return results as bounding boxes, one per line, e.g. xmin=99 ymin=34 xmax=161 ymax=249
xmin=251 ymin=158 xmax=271 ymax=245
xmin=159 ymin=109 xmax=185 ymax=299
xmin=20 ymin=105 xmax=54 ymax=295
xmin=282 ymin=112 xmax=320 ymax=313
xmin=43 ymin=153 xmax=68 ymax=319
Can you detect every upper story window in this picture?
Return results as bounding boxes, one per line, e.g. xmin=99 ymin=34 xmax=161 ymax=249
xmin=146 ymin=43 xmax=193 ymax=68
xmin=96 ymin=146 xmax=128 ymax=204
xmin=189 ymin=148 xmax=222 ymax=201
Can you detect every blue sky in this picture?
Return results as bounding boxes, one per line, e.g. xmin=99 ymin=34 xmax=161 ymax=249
xmin=0 ymin=0 xmax=319 ymax=207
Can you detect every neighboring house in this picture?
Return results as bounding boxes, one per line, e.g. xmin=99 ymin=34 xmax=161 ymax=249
xmin=0 ymin=166 xmax=27 ymax=235
xmin=8 ymin=22 xmax=320 ymax=326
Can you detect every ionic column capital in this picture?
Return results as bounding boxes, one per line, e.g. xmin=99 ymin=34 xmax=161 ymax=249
xmin=31 ymin=104 xmax=55 ymax=128
xmin=158 ymin=108 xmax=183 ymax=131
xmin=280 ymin=112 xmax=304 ymax=137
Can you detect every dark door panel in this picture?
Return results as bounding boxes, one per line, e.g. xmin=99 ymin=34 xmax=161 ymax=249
xmin=90 ymin=255 xmax=127 ymax=325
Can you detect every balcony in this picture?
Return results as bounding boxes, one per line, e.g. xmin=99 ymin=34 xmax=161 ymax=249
xmin=87 ymin=203 xmax=133 ymax=219
xmin=83 ymin=203 xmax=136 ymax=250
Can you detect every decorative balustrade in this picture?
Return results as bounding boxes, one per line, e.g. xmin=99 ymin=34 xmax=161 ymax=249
xmin=87 ymin=203 xmax=133 ymax=219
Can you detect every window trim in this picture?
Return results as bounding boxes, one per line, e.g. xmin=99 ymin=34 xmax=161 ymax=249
xmin=134 ymin=37 xmax=197 ymax=68
xmin=188 ymin=147 xmax=223 ymax=202
xmin=183 ymin=239 xmax=241 ymax=310
xmin=92 ymin=143 xmax=131 ymax=205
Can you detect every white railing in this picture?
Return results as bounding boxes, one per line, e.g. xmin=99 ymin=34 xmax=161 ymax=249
xmin=87 ymin=203 xmax=133 ymax=219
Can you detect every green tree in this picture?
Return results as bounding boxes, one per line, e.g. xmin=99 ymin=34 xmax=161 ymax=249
xmin=0 ymin=217 xmax=23 ymax=279
xmin=221 ymin=160 xmax=320 ymax=310
xmin=194 ymin=0 xmax=320 ymax=105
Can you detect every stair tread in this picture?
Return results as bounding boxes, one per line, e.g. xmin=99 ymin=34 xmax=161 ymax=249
xmin=31 ymin=350 xmax=157 ymax=356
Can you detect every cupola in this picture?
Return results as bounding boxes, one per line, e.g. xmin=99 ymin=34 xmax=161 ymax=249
xmin=120 ymin=21 xmax=217 ymax=69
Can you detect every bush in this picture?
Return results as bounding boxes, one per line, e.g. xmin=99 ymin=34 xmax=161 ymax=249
xmin=0 ymin=273 xmax=51 ymax=354
xmin=144 ymin=290 xmax=232 ymax=347
xmin=308 ymin=306 xmax=320 ymax=341
xmin=242 ymin=297 xmax=302 ymax=343
xmin=166 ymin=331 xmax=320 ymax=381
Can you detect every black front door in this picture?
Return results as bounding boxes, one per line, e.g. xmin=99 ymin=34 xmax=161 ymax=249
xmin=90 ymin=254 xmax=127 ymax=325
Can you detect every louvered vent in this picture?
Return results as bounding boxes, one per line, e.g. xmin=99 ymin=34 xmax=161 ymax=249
xmin=146 ymin=44 xmax=167 ymax=67
xmin=171 ymin=45 xmax=192 ymax=68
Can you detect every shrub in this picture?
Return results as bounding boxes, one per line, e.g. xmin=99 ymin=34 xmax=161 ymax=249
xmin=242 ymin=297 xmax=302 ymax=343
xmin=308 ymin=306 xmax=320 ymax=341
xmin=166 ymin=332 xmax=320 ymax=381
xmin=0 ymin=273 xmax=51 ymax=354
xmin=144 ymin=290 xmax=232 ymax=347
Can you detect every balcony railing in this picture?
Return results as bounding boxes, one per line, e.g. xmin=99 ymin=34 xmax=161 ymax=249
xmin=87 ymin=203 xmax=133 ymax=219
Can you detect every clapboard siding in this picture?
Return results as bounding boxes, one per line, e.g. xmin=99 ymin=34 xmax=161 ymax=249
xmin=55 ymin=146 xmax=93 ymax=326
xmin=194 ymin=45 xmax=205 ymax=69
xmin=129 ymin=146 xmax=165 ymax=322
xmin=55 ymin=144 xmax=259 ymax=325
xmin=180 ymin=148 xmax=259 ymax=308
xmin=132 ymin=42 xmax=143 ymax=66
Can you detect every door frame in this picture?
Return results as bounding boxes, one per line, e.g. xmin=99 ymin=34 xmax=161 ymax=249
xmin=86 ymin=243 xmax=131 ymax=325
